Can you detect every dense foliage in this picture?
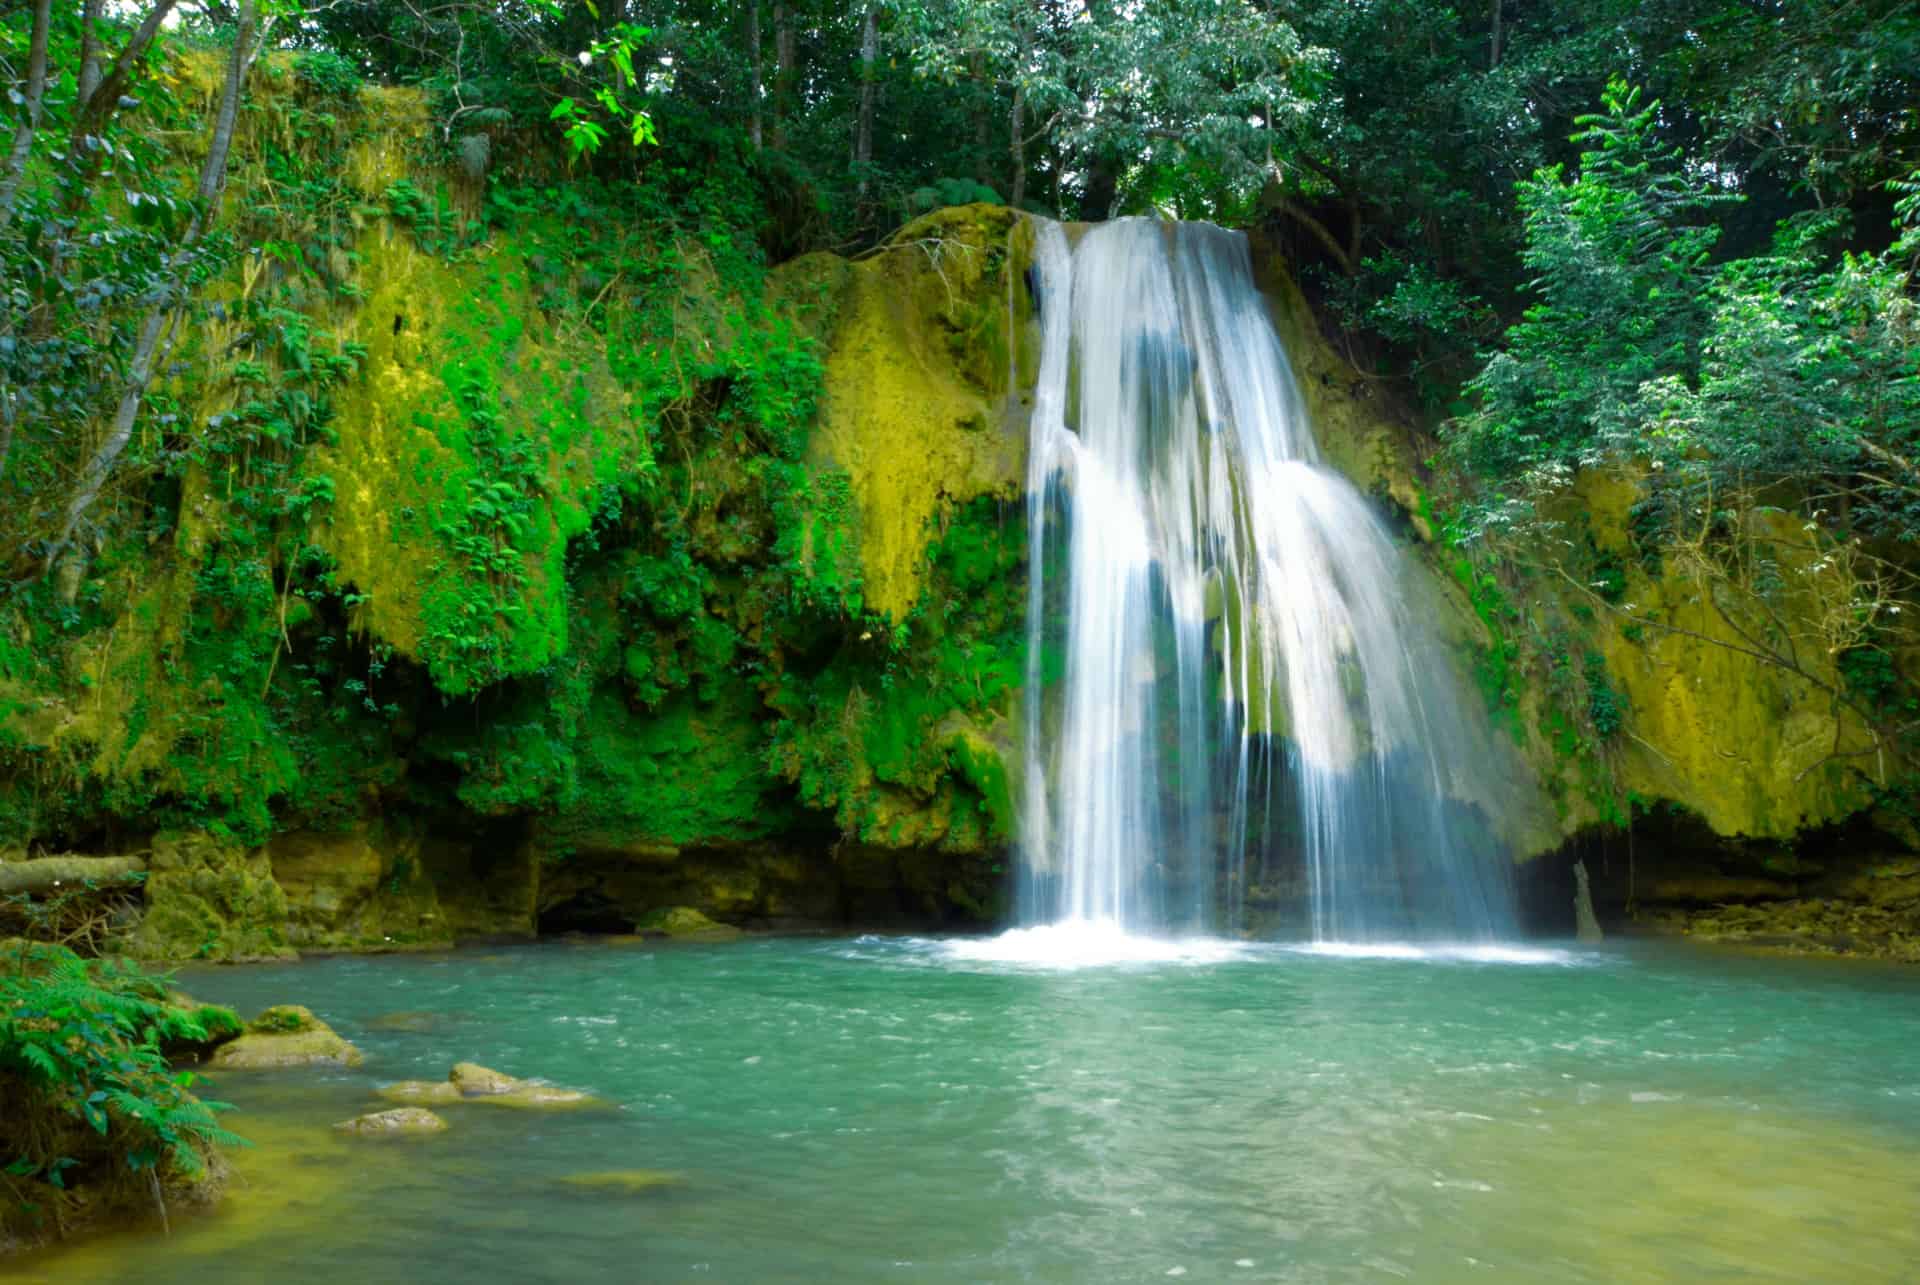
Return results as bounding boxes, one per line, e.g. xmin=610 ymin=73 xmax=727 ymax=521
xmin=1 ymin=938 xmax=242 ymax=1240
xmin=0 ymin=0 xmax=1915 ymax=876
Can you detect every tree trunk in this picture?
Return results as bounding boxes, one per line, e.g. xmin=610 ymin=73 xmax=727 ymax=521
xmin=747 ymin=0 xmax=764 ymax=151
xmin=72 ymin=0 xmax=180 ymax=150
xmin=53 ymin=0 xmax=265 ymax=590
xmin=1080 ymin=150 xmax=1118 ymax=221
xmin=0 ymin=855 xmax=147 ymax=896
xmin=76 ymin=0 xmax=104 ymax=113
xmin=0 ymin=0 xmax=52 ymax=232
xmin=971 ymin=53 xmax=990 ymax=186
xmin=1489 ymin=0 xmax=1503 ymax=70
xmin=0 ymin=390 xmax=15 ymax=486
xmin=854 ymin=5 xmax=877 ymax=193
xmin=771 ymin=1 xmax=795 ymax=148
xmin=1008 ymin=17 xmax=1031 ymax=209
xmin=1076 ymin=0 xmax=1114 ymax=218
xmin=1008 ymin=85 xmax=1026 ymax=208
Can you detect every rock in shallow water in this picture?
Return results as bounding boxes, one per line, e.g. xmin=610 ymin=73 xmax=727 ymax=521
xmin=449 ymin=1061 xmax=522 ymax=1096
xmin=560 ymin=1170 xmax=680 ymax=1194
xmin=444 ymin=1062 xmax=603 ymax=1108
xmin=334 ymin=1108 xmax=448 ymax=1135
xmin=633 ymin=906 xmax=742 ymax=941
xmin=377 ymin=1079 xmax=463 ymax=1105
xmin=210 ymin=1005 xmax=363 ymax=1069
xmin=473 ymin=1084 xmax=601 ymax=1110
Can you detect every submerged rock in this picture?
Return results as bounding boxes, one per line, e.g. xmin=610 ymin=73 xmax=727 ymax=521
xmin=473 ymin=1085 xmax=600 ymax=1110
xmin=210 ymin=1005 xmax=364 ymax=1069
xmin=634 ymin=906 xmax=742 ymax=941
xmin=377 ymin=1079 xmax=463 ymax=1105
xmin=560 ymin=1170 xmax=680 ymax=1194
xmin=366 ymin=1010 xmax=450 ymax=1033
xmin=334 ymin=1107 xmax=448 ymax=1135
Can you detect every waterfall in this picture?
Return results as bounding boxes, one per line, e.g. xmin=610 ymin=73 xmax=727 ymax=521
xmin=1020 ymin=217 xmax=1514 ymax=943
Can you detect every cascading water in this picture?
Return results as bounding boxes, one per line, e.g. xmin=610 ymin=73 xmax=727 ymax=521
xmin=1020 ymin=216 xmax=1514 ymax=944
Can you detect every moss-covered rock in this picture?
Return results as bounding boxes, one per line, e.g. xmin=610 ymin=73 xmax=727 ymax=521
xmin=122 ymin=833 xmax=293 ymax=963
xmin=800 ymin=204 xmax=1034 ymax=620
xmin=210 ymin=1006 xmax=363 ymax=1069
xmin=1645 ymin=896 xmax=1920 ymax=963
xmin=448 ymin=1061 xmax=523 ymax=1096
xmin=268 ymin=824 xmax=449 ymax=951
xmin=472 ymin=1084 xmax=601 ymax=1110
xmin=633 ymin=905 xmax=742 ymax=940
xmin=444 ymin=1061 xmax=599 ymax=1108
xmin=334 ymin=1107 xmax=449 ymax=1135
xmin=310 ymin=220 xmax=642 ymax=695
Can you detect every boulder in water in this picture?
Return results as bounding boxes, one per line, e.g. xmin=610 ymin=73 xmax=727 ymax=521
xmin=210 ymin=1005 xmax=363 ymax=1069
xmin=447 ymin=1062 xmax=602 ymax=1107
xmin=449 ymin=1061 xmax=522 ymax=1095
xmin=634 ymin=906 xmax=742 ymax=941
xmin=334 ymin=1108 xmax=448 ymax=1135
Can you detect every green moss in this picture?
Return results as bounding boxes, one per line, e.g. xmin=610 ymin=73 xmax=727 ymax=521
xmin=313 ymin=222 xmax=644 ymax=694
xmin=121 ymin=833 xmax=292 ymax=962
xmin=543 ymin=682 xmax=795 ymax=854
xmin=766 ymin=497 xmax=1024 ymax=853
xmin=0 ymin=41 xmax=1036 ymax=925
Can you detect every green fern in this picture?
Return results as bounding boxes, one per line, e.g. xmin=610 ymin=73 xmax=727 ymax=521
xmin=1 ymin=941 xmax=246 ymax=1192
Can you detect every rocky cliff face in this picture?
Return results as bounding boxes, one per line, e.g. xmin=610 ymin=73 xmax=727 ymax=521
xmin=0 ymin=71 xmax=1031 ymax=954
xmin=3 ymin=65 xmax=1911 ymax=957
xmin=1253 ymin=231 xmax=1917 ymax=952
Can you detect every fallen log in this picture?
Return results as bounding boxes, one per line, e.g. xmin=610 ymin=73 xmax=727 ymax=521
xmin=0 ymin=856 xmax=147 ymax=897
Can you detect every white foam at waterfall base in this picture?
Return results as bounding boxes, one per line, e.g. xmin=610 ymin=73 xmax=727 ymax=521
xmin=1288 ymin=941 xmax=1584 ymax=966
xmin=925 ymin=931 xmax=1584 ymax=970
xmin=939 ymin=920 xmax=1250 ymax=968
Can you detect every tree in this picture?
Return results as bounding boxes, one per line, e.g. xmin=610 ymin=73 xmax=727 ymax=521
xmin=1449 ymin=78 xmax=1736 ymax=483
xmin=49 ymin=0 xmax=274 ymax=590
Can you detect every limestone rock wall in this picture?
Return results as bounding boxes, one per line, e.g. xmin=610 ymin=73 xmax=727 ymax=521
xmin=1249 ymin=235 xmax=1908 ymax=891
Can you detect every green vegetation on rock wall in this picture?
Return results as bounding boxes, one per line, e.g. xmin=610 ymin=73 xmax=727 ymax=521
xmin=0 ymin=58 xmax=1034 ymax=953
xmin=3 ymin=4 xmax=1915 ymax=961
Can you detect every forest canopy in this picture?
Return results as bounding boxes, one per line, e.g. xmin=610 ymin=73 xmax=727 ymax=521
xmin=0 ymin=0 xmax=1916 ymax=614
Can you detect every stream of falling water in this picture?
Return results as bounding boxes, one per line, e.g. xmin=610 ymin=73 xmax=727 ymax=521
xmin=1020 ymin=216 xmax=1513 ymax=946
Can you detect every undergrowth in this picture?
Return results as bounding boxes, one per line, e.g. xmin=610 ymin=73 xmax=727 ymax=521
xmin=0 ymin=940 xmax=243 ymax=1245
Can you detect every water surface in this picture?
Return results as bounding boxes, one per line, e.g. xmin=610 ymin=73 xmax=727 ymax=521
xmin=20 ymin=935 xmax=1920 ymax=1283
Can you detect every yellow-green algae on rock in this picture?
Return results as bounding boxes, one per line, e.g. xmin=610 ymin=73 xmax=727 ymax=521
xmin=1544 ymin=470 xmax=1876 ymax=840
xmin=333 ymin=1107 xmax=449 ymax=1135
xmin=444 ymin=1061 xmax=601 ymax=1108
xmin=798 ymin=204 xmax=1036 ymax=621
xmin=634 ymin=905 xmax=744 ymax=939
xmin=309 ymin=221 xmax=641 ymax=693
xmin=1247 ymin=235 xmax=1894 ymax=866
xmin=121 ymin=834 xmax=293 ymax=964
